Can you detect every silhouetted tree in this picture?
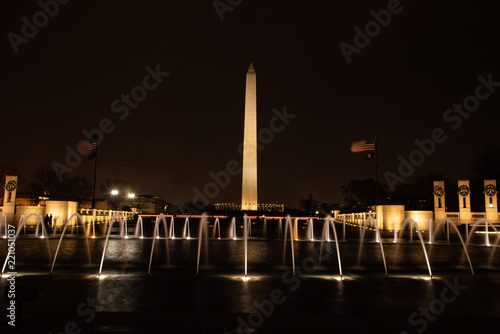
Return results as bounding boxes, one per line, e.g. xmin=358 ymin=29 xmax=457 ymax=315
xmin=165 ymin=203 xmax=178 ymax=214
xmin=391 ymin=172 xmax=452 ymax=210
xmin=341 ymin=178 xmax=386 ymax=211
xmin=62 ymin=177 xmax=93 ymax=201
xmin=29 ymin=166 xmax=63 ymax=198
xmin=299 ymin=194 xmax=319 ymax=214
xmin=317 ymin=202 xmax=341 ymax=216
xmin=178 ymin=202 xmax=206 ymax=214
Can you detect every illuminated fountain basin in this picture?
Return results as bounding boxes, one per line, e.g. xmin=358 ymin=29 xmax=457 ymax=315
xmin=1 ymin=215 xmax=500 ymax=333
xmin=2 ymin=214 xmax=499 ymax=278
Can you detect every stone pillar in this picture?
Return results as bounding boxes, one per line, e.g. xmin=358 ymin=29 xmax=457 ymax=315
xmin=376 ymin=205 xmax=405 ymax=231
xmin=457 ymin=180 xmax=471 ymax=223
xmin=433 ymin=181 xmax=446 ymax=220
xmin=3 ymin=175 xmax=18 ymax=224
xmin=484 ymin=180 xmax=498 ymax=222
xmin=46 ymin=200 xmax=78 ymax=227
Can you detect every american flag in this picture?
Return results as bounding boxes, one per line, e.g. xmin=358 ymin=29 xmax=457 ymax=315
xmin=350 ymin=140 xmax=375 ymax=153
xmin=77 ymin=140 xmax=97 ymax=158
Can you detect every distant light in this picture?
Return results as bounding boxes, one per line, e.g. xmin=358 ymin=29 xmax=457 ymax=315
xmin=111 ymin=190 xmax=119 ymax=196
xmin=241 ymin=276 xmax=251 ymax=281
xmin=128 ymin=193 xmax=135 ymax=199
xmin=489 ymin=203 xmax=494 ymax=208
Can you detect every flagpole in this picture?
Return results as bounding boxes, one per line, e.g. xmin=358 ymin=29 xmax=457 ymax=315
xmin=92 ymin=144 xmax=98 ymax=209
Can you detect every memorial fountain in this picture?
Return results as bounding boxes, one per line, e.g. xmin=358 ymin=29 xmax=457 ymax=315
xmin=2 ymin=213 xmax=499 ymax=278
xmin=2 ymin=212 xmax=500 ymax=333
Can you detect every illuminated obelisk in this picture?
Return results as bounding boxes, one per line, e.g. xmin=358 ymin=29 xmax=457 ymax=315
xmin=241 ymin=63 xmax=258 ymax=211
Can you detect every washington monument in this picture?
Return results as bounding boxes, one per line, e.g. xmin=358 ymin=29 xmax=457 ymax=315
xmin=241 ymin=63 xmax=258 ymax=211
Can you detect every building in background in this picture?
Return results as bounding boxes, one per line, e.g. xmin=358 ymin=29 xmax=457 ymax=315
xmin=214 ymin=202 xmax=284 ymax=212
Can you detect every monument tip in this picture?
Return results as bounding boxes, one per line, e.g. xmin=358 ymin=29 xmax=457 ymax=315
xmin=247 ymin=62 xmax=255 ymax=74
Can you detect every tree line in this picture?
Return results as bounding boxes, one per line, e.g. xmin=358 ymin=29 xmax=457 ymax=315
xmin=0 ymin=164 xmax=135 ymax=206
xmin=300 ymin=143 xmax=500 ymax=213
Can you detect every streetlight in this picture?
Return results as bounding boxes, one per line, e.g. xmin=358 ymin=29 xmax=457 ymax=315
xmin=127 ymin=193 xmax=136 ymax=214
xmin=111 ymin=190 xmax=119 ymax=210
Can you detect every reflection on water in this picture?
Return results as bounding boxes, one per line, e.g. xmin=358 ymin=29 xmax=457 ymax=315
xmin=3 ymin=273 xmax=498 ymax=319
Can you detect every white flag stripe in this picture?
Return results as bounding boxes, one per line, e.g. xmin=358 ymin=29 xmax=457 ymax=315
xmin=78 ymin=140 xmax=97 ymax=154
xmin=351 ymin=140 xmax=375 ymax=153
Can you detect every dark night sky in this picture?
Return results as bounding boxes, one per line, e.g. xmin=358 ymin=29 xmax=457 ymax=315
xmin=2 ymin=0 xmax=500 ymax=207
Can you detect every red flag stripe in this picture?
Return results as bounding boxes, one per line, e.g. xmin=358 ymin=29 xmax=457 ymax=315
xmin=351 ymin=140 xmax=375 ymax=153
xmin=77 ymin=140 xmax=97 ymax=154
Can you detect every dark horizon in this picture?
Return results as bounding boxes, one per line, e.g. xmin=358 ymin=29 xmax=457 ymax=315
xmin=2 ymin=1 xmax=500 ymax=208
